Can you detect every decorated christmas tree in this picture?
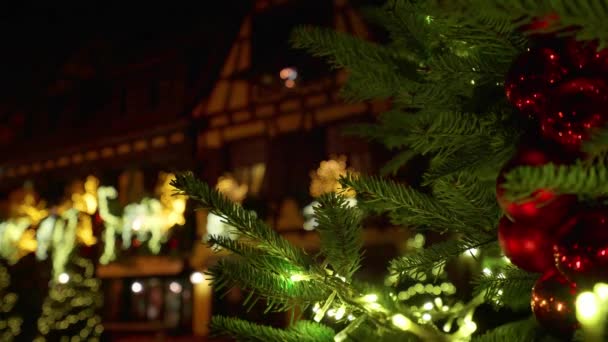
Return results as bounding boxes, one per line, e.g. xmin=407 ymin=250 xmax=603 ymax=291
xmin=34 ymin=256 xmax=103 ymax=342
xmin=172 ymin=1 xmax=608 ymax=341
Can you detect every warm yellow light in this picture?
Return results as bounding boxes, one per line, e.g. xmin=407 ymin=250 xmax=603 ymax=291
xmin=423 ymin=302 xmax=434 ymax=311
xmin=594 ymin=283 xmax=608 ymax=300
xmin=422 ymin=313 xmax=432 ymax=321
xmin=335 ymin=306 xmax=346 ymax=320
xmin=58 ymin=273 xmax=70 ymax=284
xmin=576 ymin=292 xmax=600 ymax=324
xmin=464 ymin=321 xmax=477 ymax=334
xmin=290 ymin=273 xmax=308 ymax=282
xmin=190 ymin=271 xmax=204 ymax=284
xmin=132 ymin=217 xmax=143 ymax=231
xmin=482 ymin=268 xmax=492 ymax=276
xmin=347 ymin=314 xmax=355 ymax=321
xmin=362 ymin=294 xmax=378 ymax=303
xmin=131 ymin=281 xmax=143 ymax=293
xmin=391 ymin=314 xmax=411 ymax=331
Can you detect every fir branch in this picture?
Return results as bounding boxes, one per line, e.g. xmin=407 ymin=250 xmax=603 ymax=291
xmin=389 ymin=237 xmax=496 ymax=281
xmin=290 ymin=26 xmax=421 ymax=101
xmin=436 ymin=0 xmax=608 ymax=49
xmin=341 ymin=174 xmax=470 ymax=232
xmin=583 ymin=125 xmax=608 ymax=156
xmin=362 ymin=1 xmax=435 ymax=60
xmin=380 ymin=150 xmax=417 ymax=176
xmin=171 ymin=173 xmax=308 ymax=267
xmin=207 ymin=235 xmax=302 ymax=277
xmin=314 ymin=193 xmax=364 ymax=279
xmin=502 ymin=162 xmax=608 ymax=200
xmin=211 ymin=316 xmax=335 ymax=342
xmin=471 ymin=318 xmax=538 ymax=342
xmin=432 ymin=173 xmax=501 ymax=230
xmin=209 ymin=259 xmax=327 ymax=312
xmin=473 ymin=265 xmax=537 ymax=311
xmin=424 ymin=140 xmax=514 ymax=183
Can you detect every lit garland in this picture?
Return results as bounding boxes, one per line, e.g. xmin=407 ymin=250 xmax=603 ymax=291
xmin=0 ymin=263 xmax=21 ymax=341
xmin=0 ymin=172 xmax=187 ymax=271
xmin=297 ymin=231 xmax=488 ymax=342
xmin=34 ymin=256 xmax=103 ymax=342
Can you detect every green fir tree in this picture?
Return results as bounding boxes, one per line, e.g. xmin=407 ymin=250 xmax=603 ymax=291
xmin=172 ymin=1 xmax=608 ymax=341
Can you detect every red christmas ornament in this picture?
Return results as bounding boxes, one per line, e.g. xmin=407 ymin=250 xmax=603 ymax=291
xmin=498 ymin=216 xmax=559 ymax=273
xmin=496 ymin=145 xmax=575 ymax=224
xmin=531 ymin=271 xmax=579 ymax=335
xmin=505 ymin=47 xmax=568 ymax=118
xmin=540 ymin=77 xmax=608 ymax=147
xmin=520 ymin=13 xmax=560 ymax=34
xmin=554 ymin=209 xmax=608 ymax=287
xmin=563 ymin=39 xmax=608 ymax=75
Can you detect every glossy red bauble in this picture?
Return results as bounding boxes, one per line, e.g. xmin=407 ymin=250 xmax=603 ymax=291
xmin=505 ymin=47 xmax=569 ymax=118
xmin=496 ymin=146 xmax=576 ymax=224
xmin=531 ymin=271 xmax=579 ymax=335
xmin=540 ymin=77 xmax=608 ymax=147
xmin=554 ymin=209 xmax=608 ymax=287
xmin=498 ymin=216 xmax=560 ymax=273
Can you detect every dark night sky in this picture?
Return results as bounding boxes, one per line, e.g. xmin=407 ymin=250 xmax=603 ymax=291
xmin=0 ymin=2 xmax=251 ymax=104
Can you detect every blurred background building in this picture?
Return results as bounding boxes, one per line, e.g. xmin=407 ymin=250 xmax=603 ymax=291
xmin=0 ymin=0 xmax=410 ymax=340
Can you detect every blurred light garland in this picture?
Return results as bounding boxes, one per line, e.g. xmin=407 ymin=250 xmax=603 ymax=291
xmin=0 ymin=172 xmax=187 ymax=272
xmin=0 ymin=263 xmax=21 ymax=341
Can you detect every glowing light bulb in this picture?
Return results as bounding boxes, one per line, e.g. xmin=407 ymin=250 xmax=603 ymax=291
xmin=190 ymin=271 xmax=204 ymax=284
xmin=362 ymin=294 xmax=378 ymax=302
xmin=576 ymin=291 xmax=600 ymax=325
xmin=132 ymin=217 xmax=142 ymax=231
xmin=58 ymin=273 xmax=70 ymax=284
xmin=313 ymin=303 xmax=321 ymax=313
xmin=391 ymin=314 xmax=411 ymax=330
xmin=422 ymin=313 xmax=432 ymax=321
xmin=482 ymin=268 xmax=492 ymax=276
xmin=131 ymin=281 xmax=143 ymax=293
xmin=169 ymin=281 xmax=182 ymax=294
xmin=335 ymin=306 xmax=346 ymax=320
xmin=594 ymin=283 xmax=608 ymax=300
xmin=464 ymin=248 xmax=479 ymax=257
xmin=327 ymin=309 xmax=336 ymax=317
xmin=290 ymin=273 xmax=308 ymax=282
xmin=423 ymin=302 xmax=434 ymax=310
xmin=347 ymin=314 xmax=355 ymax=321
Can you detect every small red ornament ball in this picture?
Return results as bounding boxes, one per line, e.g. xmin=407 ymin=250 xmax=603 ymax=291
xmin=505 ymin=47 xmax=568 ymax=117
xmin=531 ymin=271 xmax=579 ymax=335
xmin=496 ymin=145 xmax=575 ymax=224
xmin=498 ymin=216 xmax=558 ymax=273
xmin=554 ymin=209 xmax=608 ymax=287
xmin=540 ymin=77 xmax=608 ymax=147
